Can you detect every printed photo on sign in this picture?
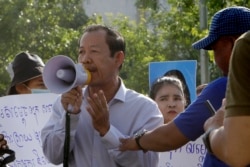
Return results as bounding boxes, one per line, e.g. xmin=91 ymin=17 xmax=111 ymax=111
xmin=149 ymin=60 xmax=197 ymax=104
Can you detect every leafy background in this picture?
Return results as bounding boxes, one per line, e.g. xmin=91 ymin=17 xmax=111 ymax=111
xmin=0 ymin=0 xmax=249 ymax=96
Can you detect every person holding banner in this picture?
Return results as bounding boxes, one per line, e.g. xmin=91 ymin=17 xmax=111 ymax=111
xmin=0 ymin=134 xmax=8 ymax=150
xmin=203 ymin=31 xmax=250 ymax=166
xmin=149 ymin=76 xmax=186 ymax=123
xmin=6 ymin=51 xmax=47 ymax=95
xmin=119 ymin=6 xmax=250 ymax=167
xmin=0 ymin=134 xmax=15 ymax=167
xmin=41 ymin=24 xmax=163 ymax=167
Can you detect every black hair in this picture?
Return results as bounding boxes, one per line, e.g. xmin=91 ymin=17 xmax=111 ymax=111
xmin=150 ymin=76 xmax=185 ymax=101
xmin=164 ymin=69 xmax=191 ymax=107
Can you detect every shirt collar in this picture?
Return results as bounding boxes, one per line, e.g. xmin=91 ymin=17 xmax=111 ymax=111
xmin=83 ymin=78 xmax=126 ymax=103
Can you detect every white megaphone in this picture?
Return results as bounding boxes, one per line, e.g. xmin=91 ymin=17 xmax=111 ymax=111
xmin=43 ymin=55 xmax=91 ymax=94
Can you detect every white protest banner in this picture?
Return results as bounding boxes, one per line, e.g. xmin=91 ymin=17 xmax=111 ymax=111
xmin=0 ymin=93 xmax=207 ymax=167
xmin=158 ymin=137 xmax=207 ymax=167
xmin=0 ymin=93 xmax=62 ymax=167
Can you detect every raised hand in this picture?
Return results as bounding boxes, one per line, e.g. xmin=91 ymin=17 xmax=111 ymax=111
xmin=61 ymin=86 xmax=83 ymax=114
xmin=0 ymin=134 xmax=8 ymax=151
xmin=86 ymin=90 xmax=110 ymax=136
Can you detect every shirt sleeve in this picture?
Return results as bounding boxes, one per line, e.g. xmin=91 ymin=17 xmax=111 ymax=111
xmin=101 ymin=101 xmax=163 ymax=167
xmin=41 ymin=96 xmax=80 ymax=165
xmin=226 ymin=32 xmax=250 ymax=117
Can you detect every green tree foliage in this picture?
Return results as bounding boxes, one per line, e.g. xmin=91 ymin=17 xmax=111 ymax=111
xmin=0 ymin=0 xmax=87 ymax=96
xmin=0 ymin=0 xmax=250 ymax=96
xmin=85 ymin=14 xmax=169 ymax=94
xmin=84 ymin=1 xmax=204 ymax=94
xmin=106 ymin=0 xmax=250 ymax=94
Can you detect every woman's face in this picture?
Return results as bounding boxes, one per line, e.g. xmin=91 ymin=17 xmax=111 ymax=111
xmin=15 ymin=76 xmax=46 ymax=94
xmin=154 ymin=84 xmax=186 ymax=123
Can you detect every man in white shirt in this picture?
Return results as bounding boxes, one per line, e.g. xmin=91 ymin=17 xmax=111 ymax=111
xmin=41 ymin=24 xmax=163 ymax=167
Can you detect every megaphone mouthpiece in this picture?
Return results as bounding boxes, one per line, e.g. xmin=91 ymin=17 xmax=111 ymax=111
xmin=56 ymin=69 xmax=75 ymax=83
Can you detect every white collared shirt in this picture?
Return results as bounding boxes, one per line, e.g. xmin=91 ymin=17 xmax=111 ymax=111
xmin=41 ymin=80 xmax=163 ymax=167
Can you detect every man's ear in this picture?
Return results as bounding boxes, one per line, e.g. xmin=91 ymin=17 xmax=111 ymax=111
xmin=114 ymin=51 xmax=125 ymax=67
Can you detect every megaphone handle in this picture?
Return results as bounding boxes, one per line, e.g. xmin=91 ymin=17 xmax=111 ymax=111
xmin=63 ymin=112 xmax=70 ymax=167
xmin=63 ymin=104 xmax=74 ymax=166
xmin=67 ymin=104 xmax=74 ymax=112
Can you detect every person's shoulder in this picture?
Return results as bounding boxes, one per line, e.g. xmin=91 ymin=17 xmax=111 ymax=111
xmin=124 ymin=89 xmax=161 ymax=116
xmin=208 ymin=77 xmax=227 ymax=86
xmin=200 ymin=77 xmax=227 ymax=96
xmin=126 ymin=88 xmax=155 ymax=102
xmin=241 ymin=30 xmax=250 ymax=39
xmin=235 ymin=31 xmax=250 ymax=46
xmin=126 ymin=88 xmax=150 ymax=98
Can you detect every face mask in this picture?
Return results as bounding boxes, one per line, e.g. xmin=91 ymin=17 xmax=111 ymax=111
xmin=31 ymin=89 xmax=51 ymax=94
xmin=23 ymin=84 xmax=50 ymax=94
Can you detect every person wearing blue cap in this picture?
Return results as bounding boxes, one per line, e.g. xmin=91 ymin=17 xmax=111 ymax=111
xmin=119 ymin=6 xmax=250 ymax=167
xmin=203 ymin=31 xmax=250 ymax=166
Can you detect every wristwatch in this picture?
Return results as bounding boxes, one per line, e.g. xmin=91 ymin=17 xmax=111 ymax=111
xmin=202 ymin=128 xmax=214 ymax=154
xmin=134 ymin=129 xmax=148 ymax=152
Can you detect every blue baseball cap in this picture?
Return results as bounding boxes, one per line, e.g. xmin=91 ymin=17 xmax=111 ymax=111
xmin=192 ymin=6 xmax=250 ymax=50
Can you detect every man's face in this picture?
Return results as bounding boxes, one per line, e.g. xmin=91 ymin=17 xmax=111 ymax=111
xmin=78 ymin=30 xmax=121 ymax=87
xmin=210 ymin=36 xmax=235 ymax=76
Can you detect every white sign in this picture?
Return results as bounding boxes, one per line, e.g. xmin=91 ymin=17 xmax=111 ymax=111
xmin=158 ymin=137 xmax=207 ymax=167
xmin=0 ymin=93 xmax=62 ymax=167
xmin=0 ymin=93 xmax=206 ymax=167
